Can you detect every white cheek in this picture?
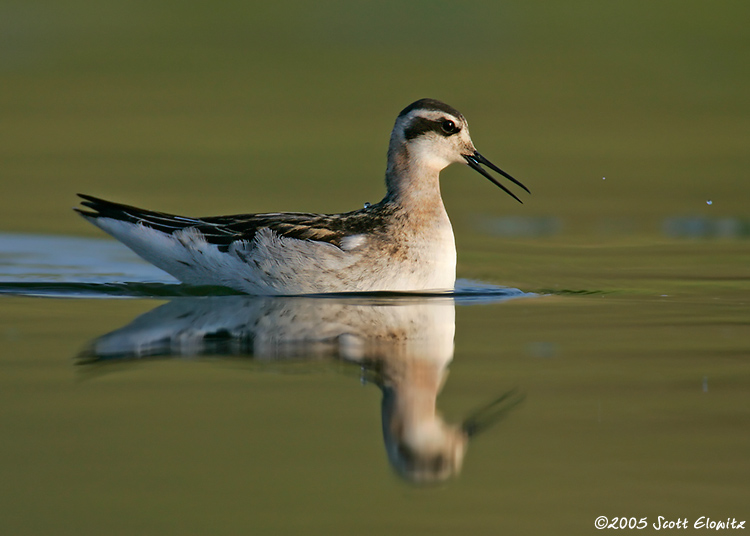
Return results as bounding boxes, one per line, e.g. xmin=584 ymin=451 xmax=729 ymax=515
xmin=409 ymin=141 xmax=453 ymax=170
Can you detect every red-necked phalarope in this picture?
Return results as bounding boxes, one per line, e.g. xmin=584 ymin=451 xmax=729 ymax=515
xmin=76 ymin=98 xmax=529 ymax=295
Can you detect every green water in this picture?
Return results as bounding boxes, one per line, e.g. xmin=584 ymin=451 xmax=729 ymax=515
xmin=1 ymin=1 xmax=749 ymax=534
xmin=1 ymin=287 xmax=748 ymax=535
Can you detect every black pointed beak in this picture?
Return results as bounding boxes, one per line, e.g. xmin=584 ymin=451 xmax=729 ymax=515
xmin=463 ymin=151 xmax=530 ymax=204
xmin=462 ymin=388 xmax=525 ymax=438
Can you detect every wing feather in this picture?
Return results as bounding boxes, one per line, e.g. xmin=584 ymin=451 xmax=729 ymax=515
xmin=76 ymin=194 xmax=393 ymax=250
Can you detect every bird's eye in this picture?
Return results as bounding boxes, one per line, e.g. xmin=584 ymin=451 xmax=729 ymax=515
xmin=441 ymin=120 xmax=459 ymax=135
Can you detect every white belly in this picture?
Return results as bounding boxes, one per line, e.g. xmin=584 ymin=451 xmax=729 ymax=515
xmin=90 ymin=217 xmax=457 ymax=295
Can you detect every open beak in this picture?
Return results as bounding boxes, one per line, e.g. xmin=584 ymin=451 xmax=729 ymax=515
xmin=463 ymin=151 xmax=530 ymax=204
xmin=462 ymin=388 xmax=526 ymax=438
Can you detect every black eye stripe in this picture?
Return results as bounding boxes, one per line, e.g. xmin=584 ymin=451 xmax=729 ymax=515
xmin=403 ymin=117 xmax=460 ymax=140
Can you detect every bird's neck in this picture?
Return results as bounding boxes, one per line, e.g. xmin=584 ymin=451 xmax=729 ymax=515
xmin=383 ymin=143 xmax=448 ymax=217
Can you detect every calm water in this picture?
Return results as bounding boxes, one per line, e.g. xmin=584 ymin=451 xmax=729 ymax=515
xmin=0 ymin=233 xmax=747 ymax=535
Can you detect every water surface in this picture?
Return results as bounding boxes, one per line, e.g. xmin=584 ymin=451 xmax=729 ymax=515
xmin=1 ymin=233 xmax=747 ymax=535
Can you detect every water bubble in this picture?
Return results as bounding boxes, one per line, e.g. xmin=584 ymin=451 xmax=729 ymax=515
xmin=364 ymin=202 xmax=371 ymax=209
xmin=602 ymin=177 xmax=606 ymax=180
xmin=706 ymin=200 xmax=712 ymax=205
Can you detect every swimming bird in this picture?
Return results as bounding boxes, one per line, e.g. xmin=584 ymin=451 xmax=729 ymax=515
xmin=76 ymin=98 xmax=528 ymax=295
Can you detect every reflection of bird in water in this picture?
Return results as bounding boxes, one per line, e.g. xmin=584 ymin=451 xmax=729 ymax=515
xmin=376 ymin=353 xmax=523 ymax=483
xmin=80 ymin=296 xmax=524 ymax=484
xmin=75 ymin=99 xmax=528 ymax=295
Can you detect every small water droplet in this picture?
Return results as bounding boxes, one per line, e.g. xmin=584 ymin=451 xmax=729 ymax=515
xmin=602 ymin=176 xmax=606 ymax=180
xmin=364 ymin=202 xmax=371 ymax=209
xmin=706 ymin=199 xmax=712 ymax=205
